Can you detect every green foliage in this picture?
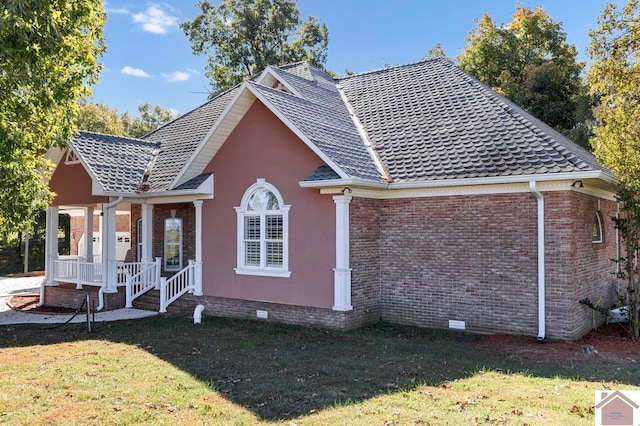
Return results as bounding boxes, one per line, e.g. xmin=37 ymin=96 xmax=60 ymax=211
xmin=458 ymin=7 xmax=593 ymax=148
xmin=181 ymin=0 xmax=329 ymax=92
xmin=423 ymin=43 xmax=447 ymax=60
xmin=77 ymin=101 xmax=176 ymax=138
xmin=588 ymin=0 xmax=640 ymax=340
xmin=0 ymin=1 xmax=105 ymax=234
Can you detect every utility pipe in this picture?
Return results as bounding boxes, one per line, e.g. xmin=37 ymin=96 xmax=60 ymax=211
xmin=529 ymin=181 xmax=546 ymax=342
xmin=193 ymin=304 xmax=205 ymax=324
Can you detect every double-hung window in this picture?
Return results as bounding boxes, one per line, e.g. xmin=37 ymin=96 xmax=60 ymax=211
xmin=235 ymin=179 xmax=291 ymax=277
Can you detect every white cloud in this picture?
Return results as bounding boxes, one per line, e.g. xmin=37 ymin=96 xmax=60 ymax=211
xmin=121 ymin=66 xmax=151 ymax=78
xmin=132 ymin=4 xmax=178 ymax=34
xmin=168 ymin=108 xmax=179 ymax=116
xmin=161 ymin=69 xmax=200 ymax=83
xmin=106 ymin=7 xmax=130 ymax=14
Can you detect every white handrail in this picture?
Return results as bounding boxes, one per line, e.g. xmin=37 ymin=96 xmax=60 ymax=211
xmin=125 ymin=258 xmax=161 ymax=308
xmin=159 ymin=260 xmax=195 ymax=313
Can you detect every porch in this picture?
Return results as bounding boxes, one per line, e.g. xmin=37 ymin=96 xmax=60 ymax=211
xmin=42 ymin=199 xmax=205 ymax=313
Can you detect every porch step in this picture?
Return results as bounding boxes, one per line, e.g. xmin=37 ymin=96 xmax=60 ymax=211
xmin=133 ymin=290 xmax=198 ymax=316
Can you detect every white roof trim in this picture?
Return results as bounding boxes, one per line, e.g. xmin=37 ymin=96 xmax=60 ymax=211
xmin=299 ymin=170 xmax=617 ymax=190
xmin=171 ymin=81 xmax=349 ymax=188
xmin=336 ymin=84 xmax=389 ymax=181
xmin=255 ymin=66 xmax=304 ymax=98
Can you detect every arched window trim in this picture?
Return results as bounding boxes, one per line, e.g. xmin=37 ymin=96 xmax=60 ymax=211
xmin=592 ymin=211 xmax=603 ymax=244
xmin=234 ymin=178 xmax=291 ymax=278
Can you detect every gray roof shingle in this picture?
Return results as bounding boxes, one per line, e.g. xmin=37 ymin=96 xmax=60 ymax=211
xmin=69 ymin=131 xmax=159 ymax=193
xmin=142 ymin=88 xmax=237 ymax=191
xmin=338 ymin=59 xmax=606 ymax=182
xmin=70 ymin=59 xmax=610 ymax=196
xmin=173 ymin=172 xmax=213 ymax=190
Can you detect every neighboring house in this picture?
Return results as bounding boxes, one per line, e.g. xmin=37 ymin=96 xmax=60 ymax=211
xmin=43 ymin=59 xmax=619 ymax=340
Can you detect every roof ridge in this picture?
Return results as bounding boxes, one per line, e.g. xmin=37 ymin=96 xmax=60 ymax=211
xmin=142 ymin=83 xmax=242 ymax=140
xmin=78 ymin=130 xmax=159 ymax=146
xmin=447 ymin=62 xmax=608 ymax=174
xmin=338 ymin=57 xmax=448 ymax=81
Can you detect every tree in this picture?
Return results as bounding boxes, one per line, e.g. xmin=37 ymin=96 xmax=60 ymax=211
xmin=0 ymin=1 xmax=105 ymax=234
xmin=423 ymin=43 xmax=447 ymax=60
xmin=588 ymin=0 xmax=640 ymax=340
xmin=77 ymin=100 xmax=126 ymax=135
xmin=458 ymin=7 xmax=593 ymax=148
xmin=77 ymin=101 xmax=176 ymax=138
xmin=181 ymin=0 xmax=329 ymax=92
xmin=123 ymin=103 xmax=176 ymax=138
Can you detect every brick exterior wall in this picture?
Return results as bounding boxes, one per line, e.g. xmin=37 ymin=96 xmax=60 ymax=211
xmin=130 ymin=203 xmax=196 ymax=275
xmin=44 ymin=284 xmax=125 ymax=311
xmin=69 ymin=213 xmax=130 ymax=256
xmin=120 ymin=189 xmax=617 ymax=340
xmin=348 ymin=191 xmax=619 ymax=341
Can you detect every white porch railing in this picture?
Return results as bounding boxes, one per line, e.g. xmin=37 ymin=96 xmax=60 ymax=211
xmin=125 ymin=258 xmax=161 ymax=308
xmin=52 ymin=258 xmax=103 ymax=288
xmin=117 ymin=261 xmax=146 ymax=284
xmin=159 ymin=260 xmax=195 ymax=313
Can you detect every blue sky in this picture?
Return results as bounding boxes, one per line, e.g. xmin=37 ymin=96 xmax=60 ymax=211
xmin=96 ymin=1 xmax=615 ymax=116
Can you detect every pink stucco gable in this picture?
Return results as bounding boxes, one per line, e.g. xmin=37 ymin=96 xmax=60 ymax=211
xmin=200 ymin=100 xmax=336 ymax=309
xmin=49 ymin=159 xmax=107 ymax=206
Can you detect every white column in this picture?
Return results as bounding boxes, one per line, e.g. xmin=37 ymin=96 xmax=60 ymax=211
xmin=47 ymin=206 xmax=59 ymax=286
xmin=333 ymin=194 xmax=352 ymax=311
xmin=193 ymin=200 xmax=203 ymax=296
xmin=141 ymin=204 xmax=154 ymax=263
xmin=102 ymin=203 xmax=118 ymax=293
xmin=84 ymin=206 xmax=94 ymax=262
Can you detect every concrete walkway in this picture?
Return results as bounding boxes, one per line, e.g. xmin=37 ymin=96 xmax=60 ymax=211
xmin=0 ymin=275 xmax=157 ymax=325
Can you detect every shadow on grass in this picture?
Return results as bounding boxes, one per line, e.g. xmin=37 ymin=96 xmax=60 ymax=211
xmin=0 ymin=316 xmax=637 ymax=421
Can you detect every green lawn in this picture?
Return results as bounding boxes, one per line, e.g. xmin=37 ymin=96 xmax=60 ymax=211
xmin=0 ymin=317 xmax=637 ymax=425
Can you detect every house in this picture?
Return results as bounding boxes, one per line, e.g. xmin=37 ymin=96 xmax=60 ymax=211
xmin=595 ymin=391 xmax=638 ymax=425
xmin=42 ymin=58 xmax=619 ymax=340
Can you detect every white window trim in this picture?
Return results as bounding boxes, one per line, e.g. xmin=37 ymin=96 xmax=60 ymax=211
xmin=234 ymin=178 xmax=291 ymax=278
xmin=593 ymin=211 xmax=603 ymax=244
xmin=164 ymin=217 xmax=183 ymax=271
xmin=136 ymin=219 xmax=143 ymax=261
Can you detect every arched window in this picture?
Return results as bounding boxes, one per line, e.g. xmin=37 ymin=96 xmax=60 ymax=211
xmin=592 ymin=211 xmax=603 ymax=243
xmin=234 ymin=178 xmax=291 ymax=277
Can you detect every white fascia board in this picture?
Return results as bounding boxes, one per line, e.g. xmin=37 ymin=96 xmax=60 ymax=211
xmin=255 ymin=67 xmax=304 ymax=98
xmin=170 ymin=82 xmax=256 ymax=190
xmin=247 ymin=85 xmax=350 ymax=180
xmin=300 ymin=171 xmax=611 ymax=190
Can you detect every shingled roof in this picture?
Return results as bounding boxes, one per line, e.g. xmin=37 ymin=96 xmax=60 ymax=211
xmin=338 ymin=58 xmax=607 ymax=182
xmin=69 ymin=59 xmax=611 ymax=196
xmin=69 ymin=131 xmax=159 ymax=193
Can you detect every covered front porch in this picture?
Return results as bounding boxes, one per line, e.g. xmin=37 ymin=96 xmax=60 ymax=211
xmin=41 ymin=199 xmax=205 ymax=313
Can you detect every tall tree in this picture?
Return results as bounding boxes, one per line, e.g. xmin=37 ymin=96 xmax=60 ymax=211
xmin=458 ymin=7 xmax=592 ymax=147
xmin=77 ymin=101 xmax=176 ymax=138
xmin=0 ymin=1 xmax=105 ymax=234
xmin=588 ymin=0 xmax=640 ymax=340
xmin=181 ymin=0 xmax=329 ymax=92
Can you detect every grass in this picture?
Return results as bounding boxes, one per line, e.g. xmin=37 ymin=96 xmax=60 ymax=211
xmin=0 ymin=316 xmax=638 ymax=425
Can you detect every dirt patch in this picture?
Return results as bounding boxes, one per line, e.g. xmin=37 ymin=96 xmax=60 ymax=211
xmin=475 ymin=324 xmax=639 ymax=363
xmin=7 ymin=294 xmax=77 ymax=314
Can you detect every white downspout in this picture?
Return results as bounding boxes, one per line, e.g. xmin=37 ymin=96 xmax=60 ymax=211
xmin=98 ymin=196 xmax=123 ymax=311
xmin=529 ymin=181 xmax=546 ymax=341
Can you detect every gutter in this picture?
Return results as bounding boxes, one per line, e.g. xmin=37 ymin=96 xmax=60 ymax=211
xmin=529 ymin=181 xmax=546 ymax=342
xmin=299 ymin=170 xmax=613 ymax=190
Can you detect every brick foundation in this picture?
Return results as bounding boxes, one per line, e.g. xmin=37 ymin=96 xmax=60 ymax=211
xmin=44 ymin=284 xmax=126 ymax=311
